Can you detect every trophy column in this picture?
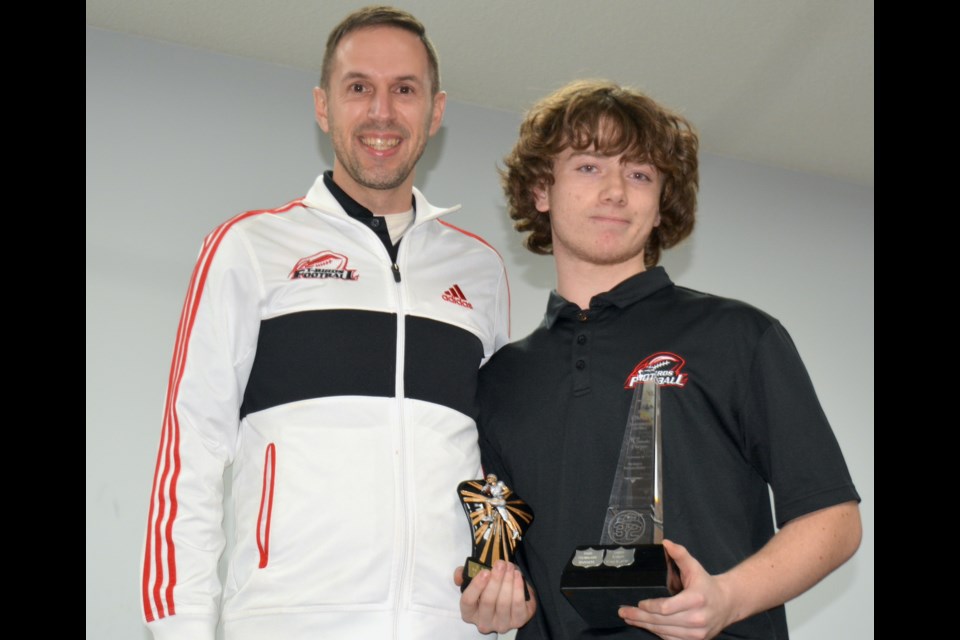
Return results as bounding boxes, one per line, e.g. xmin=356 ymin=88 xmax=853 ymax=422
xmin=601 ymin=376 xmax=663 ymax=546
xmin=560 ymin=379 xmax=676 ymax=628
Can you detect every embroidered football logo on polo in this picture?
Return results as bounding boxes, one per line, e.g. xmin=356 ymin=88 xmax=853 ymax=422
xmin=624 ymin=352 xmax=688 ymax=388
xmin=442 ymin=284 xmax=474 ymax=309
xmin=289 ymin=251 xmax=359 ymax=280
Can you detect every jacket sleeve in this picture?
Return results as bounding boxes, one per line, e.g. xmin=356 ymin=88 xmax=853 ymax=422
xmin=496 ymin=262 xmax=510 ymax=349
xmin=484 ymin=259 xmax=511 ymax=364
xmin=141 ymin=223 xmax=262 ymax=639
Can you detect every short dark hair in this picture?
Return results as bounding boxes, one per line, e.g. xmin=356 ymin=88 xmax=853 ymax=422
xmin=502 ymin=80 xmax=699 ymax=267
xmin=320 ymin=5 xmax=441 ymax=95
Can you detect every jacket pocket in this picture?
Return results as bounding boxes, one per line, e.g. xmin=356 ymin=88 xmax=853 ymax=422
xmin=256 ymin=443 xmax=276 ymax=568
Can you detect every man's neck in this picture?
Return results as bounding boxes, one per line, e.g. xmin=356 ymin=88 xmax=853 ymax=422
xmin=555 ymin=254 xmax=646 ymax=310
xmin=330 ymin=165 xmax=416 ymax=215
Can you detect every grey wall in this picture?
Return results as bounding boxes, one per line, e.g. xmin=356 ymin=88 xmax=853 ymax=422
xmin=87 ymin=27 xmax=873 ymax=640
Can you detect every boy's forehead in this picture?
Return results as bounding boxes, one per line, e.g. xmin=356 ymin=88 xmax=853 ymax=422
xmin=556 ymin=145 xmax=654 ymax=165
xmin=562 ymin=121 xmax=652 ymax=158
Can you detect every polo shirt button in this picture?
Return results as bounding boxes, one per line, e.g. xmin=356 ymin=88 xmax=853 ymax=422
xmin=575 ymin=359 xmax=586 ymax=370
xmin=578 ymin=311 xmax=588 ymax=322
xmin=577 ymin=334 xmax=587 ymax=345
xmin=371 ymin=218 xmax=381 ymax=228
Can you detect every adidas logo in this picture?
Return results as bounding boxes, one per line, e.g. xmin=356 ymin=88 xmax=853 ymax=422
xmin=442 ymin=284 xmax=474 ymax=309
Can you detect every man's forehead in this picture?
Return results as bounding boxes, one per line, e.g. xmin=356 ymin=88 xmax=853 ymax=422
xmin=331 ymin=26 xmax=430 ymax=79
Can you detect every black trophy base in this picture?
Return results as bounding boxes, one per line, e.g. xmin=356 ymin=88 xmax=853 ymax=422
xmin=560 ymin=544 xmax=672 ymax=629
xmin=461 ymin=557 xmax=532 ymax=601
xmin=460 ymin=557 xmax=489 ymax=592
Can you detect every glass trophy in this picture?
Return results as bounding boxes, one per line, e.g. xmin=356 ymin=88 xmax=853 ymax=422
xmin=560 ymin=379 xmax=679 ymax=628
xmin=457 ymin=474 xmax=534 ymax=591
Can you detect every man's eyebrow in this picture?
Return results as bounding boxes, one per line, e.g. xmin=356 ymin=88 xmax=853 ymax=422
xmin=340 ymin=71 xmax=423 ymax=85
xmin=340 ymin=71 xmax=371 ymax=83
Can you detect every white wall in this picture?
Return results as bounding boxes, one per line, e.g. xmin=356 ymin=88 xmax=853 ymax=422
xmin=87 ymin=27 xmax=873 ymax=640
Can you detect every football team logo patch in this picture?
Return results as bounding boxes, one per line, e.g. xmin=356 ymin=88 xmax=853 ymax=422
xmin=624 ymin=352 xmax=688 ymax=388
xmin=442 ymin=284 xmax=473 ymax=309
xmin=289 ymin=251 xmax=359 ymax=280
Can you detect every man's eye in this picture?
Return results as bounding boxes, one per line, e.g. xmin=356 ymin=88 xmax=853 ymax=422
xmin=350 ymin=83 xmax=366 ymax=93
xmin=397 ymin=85 xmax=413 ymax=95
xmin=577 ymin=165 xmax=597 ymax=173
xmin=630 ymin=172 xmax=651 ymax=182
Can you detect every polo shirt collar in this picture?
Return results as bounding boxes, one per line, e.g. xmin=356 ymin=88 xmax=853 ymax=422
xmin=322 ymin=170 xmax=415 ymax=221
xmin=543 ymin=267 xmax=674 ymax=329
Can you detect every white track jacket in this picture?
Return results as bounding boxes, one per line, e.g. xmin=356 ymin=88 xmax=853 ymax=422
xmin=141 ymin=176 xmax=510 ymax=639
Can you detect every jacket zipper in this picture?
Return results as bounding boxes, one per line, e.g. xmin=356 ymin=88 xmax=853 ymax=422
xmin=343 ymin=210 xmax=418 ymax=636
xmin=391 ymin=241 xmax=412 ymax=640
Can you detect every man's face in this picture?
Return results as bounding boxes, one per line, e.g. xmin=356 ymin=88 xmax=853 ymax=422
xmin=535 ymin=149 xmax=662 ymax=270
xmin=314 ymin=26 xmax=445 ymax=206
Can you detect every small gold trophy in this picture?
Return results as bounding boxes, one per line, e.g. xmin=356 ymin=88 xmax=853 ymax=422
xmin=457 ymin=474 xmax=534 ymax=591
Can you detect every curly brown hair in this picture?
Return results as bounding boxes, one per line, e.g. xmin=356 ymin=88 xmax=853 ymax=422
xmin=502 ymin=80 xmax=699 ymax=267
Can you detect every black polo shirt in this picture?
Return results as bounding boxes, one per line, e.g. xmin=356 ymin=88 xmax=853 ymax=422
xmin=478 ymin=267 xmax=859 ymax=640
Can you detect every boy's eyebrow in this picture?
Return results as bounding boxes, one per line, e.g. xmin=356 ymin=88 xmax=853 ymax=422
xmin=566 ymin=150 xmax=654 ymax=165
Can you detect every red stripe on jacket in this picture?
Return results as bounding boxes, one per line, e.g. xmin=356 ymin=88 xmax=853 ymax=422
xmin=142 ymin=199 xmax=302 ymax=622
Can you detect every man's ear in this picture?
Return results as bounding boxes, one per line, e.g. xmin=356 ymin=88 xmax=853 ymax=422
xmin=429 ymin=91 xmax=447 ymax=136
xmin=313 ymin=87 xmax=330 ymax=133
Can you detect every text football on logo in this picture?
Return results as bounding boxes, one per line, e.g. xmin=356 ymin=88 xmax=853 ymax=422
xmin=441 ymin=284 xmax=473 ymax=309
xmin=624 ymin=352 xmax=688 ymax=389
xmin=289 ymin=251 xmax=359 ymax=280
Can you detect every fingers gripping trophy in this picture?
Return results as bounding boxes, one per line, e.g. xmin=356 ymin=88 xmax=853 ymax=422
xmin=457 ymin=474 xmax=534 ymax=590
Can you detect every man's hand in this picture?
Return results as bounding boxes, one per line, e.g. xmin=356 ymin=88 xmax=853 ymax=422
xmin=618 ymin=539 xmax=734 ymax=640
xmin=455 ymin=560 xmax=536 ymax=634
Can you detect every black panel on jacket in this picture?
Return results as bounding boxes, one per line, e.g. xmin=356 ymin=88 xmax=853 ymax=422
xmin=240 ymin=310 xmax=397 ymax=418
xmin=405 ymin=316 xmax=483 ymax=419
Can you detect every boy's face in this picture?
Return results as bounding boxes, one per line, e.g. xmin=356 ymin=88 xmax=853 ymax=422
xmin=535 ymin=148 xmax=662 ymax=270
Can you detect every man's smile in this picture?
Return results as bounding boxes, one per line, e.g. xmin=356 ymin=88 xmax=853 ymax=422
xmin=359 ymin=135 xmax=401 ymax=151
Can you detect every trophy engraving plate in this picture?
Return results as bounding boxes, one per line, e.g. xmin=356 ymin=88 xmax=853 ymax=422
xmin=561 ymin=380 xmax=676 ymax=628
xmin=603 ymin=547 xmax=636 ymax=569
xmin=571 ymin=548 xmax=604 ymax=569
xmin=457 ymin=474 xmax=534 ymax=592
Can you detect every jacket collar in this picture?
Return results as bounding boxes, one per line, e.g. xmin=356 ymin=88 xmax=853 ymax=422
xmin=302 ymin=171 xmax=460 ymax=225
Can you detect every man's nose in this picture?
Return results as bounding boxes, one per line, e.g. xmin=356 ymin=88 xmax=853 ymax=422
xmin=368 ymin=91 xmax=395 ymax=121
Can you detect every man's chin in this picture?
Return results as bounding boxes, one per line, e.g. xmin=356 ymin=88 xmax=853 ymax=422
xmin=356 ymin=174 xmax=410 ymax=191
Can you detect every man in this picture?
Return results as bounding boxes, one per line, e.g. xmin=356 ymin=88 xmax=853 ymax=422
xmin=478 ymin=80 xmax=862 ymax=639
xmin=140 ymin=7 xmax=525 ymax=638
